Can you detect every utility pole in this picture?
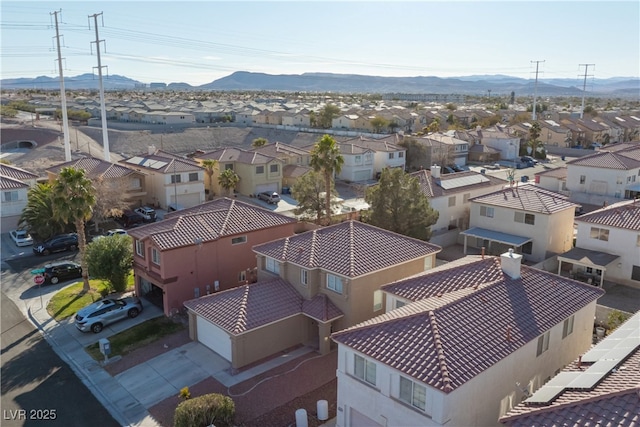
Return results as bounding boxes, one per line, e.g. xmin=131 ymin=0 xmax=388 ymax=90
xmin=579 ymin=64 xmax=595 ymax=119
xmin=531 ymin=60 xmax=545 ymax=121
xmin=51 ymin=10 xmax=71 ymax=161
xmin=89 ymin=12 xmax=110 ymax=161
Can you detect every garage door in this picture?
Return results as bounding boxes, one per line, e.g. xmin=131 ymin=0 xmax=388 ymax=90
xmin=255 ymin=183 xmax=278 ymax=194
xmin=349 ymin=407 xmax=382 ymax=427
xmin=353 ymin=170 xmax=372 ymax=182
xmin=171 ymin=192 xmax=201 ymax=209
xmin=196 ymin=316 xmax=232 ymax=361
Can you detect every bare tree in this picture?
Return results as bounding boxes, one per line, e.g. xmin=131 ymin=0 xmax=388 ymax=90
xmin=91 ymin=176 xmax=132 ymax=232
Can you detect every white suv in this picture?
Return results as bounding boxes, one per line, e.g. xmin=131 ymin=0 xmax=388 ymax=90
xmin=134 ymin=206 xmax=157 ymax=222
xmin=258 ymin=191 xmax=281 ymax=204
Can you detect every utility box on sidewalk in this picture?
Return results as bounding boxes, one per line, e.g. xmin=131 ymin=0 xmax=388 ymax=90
xmin=98 ymin=338 xmax=111 ymax=359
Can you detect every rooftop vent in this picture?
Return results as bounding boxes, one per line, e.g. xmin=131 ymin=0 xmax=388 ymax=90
xmin=500 ymin=249 xmax=522 ymax=279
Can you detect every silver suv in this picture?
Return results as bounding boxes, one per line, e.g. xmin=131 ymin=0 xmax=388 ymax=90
xmin=258 ymin=191 xmax=281 ymax=204
xmin=134 ymin=206 xmax=157 ymax=222
xmin=75 ymin=297 xmax=143 ymax=333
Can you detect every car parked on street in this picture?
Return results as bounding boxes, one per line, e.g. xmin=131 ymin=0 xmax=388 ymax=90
xmin=33 ymin=233 xmax=79 ymax=256
xmin=134 ymin=206 xmax=157 ymax=223
xmin=258 ymin=191 xmax=281 ymax=204
xmin=74 ymin=297 xmax=143 ymax=333
xmin=10 ymin=229 xmax=33 ymax=246
xmin=43 ymin=261 xmax=82 ymax=285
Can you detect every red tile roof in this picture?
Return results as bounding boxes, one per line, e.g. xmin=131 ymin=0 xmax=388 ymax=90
xmin=184 ymin=278 xmax=342 ymax=334
xmin=128 ymin=198 xmax=297 ymax=250
xmin=198 ymin=147 xmax=281 ymax=165
xmin=332 ymin=256 xmax=604 ymax=393
xmin=253 ymin=221 xmax=441 ymax=278
xmin=566 ymin=145 xmax=640 ymax=170
xmin=46 ymin=157 xmax=137 ymax=179
xmin=0 ymin=175 xmax=29 ymax=190
xmin=534 ymin=166 xmax=567 ymax=179
xmin=469 ymin=184 xmax=577 ymax=214
xmin=0 ymin=163 xmax=39 ymax=181
xmin=574 ymin=199 xmax=640 ymax=230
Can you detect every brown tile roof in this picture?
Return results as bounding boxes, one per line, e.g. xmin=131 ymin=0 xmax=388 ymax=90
xmin=574 ymin=199 xmax=640 ymax=230
xmin=0 ymin=175 xmax=29 ymax=190
xmin=411 ymin=170 xmax=507 ymax=198
xmin=253 ymin=221 xmax=441 ymax=278
xmin=128 ymin=198 xmax=297 ymax=250
xmin=283 ymin=164 xmax=311 ymax=179
xmin=198 ymin=147 xmax=281 ymax=165
xmin=534 ymin=166 xmax=567 ymax=179
xmin=332 ymin=256 xmax=604 ymax=393
xmin=566 ymin=146 xmax=640 ymax=170
xmin=46 ymin=157 xmax=137 ymax=179
xmin=469 ymin=184 xmax=577 ymax=214
xmin=501 ymin=312 xmax=640 ymax=426
xmin=250 ymin=142 xmax=310 ymax=157
xmin=0 ymin=163 xmax=39 ymax=181
xmin=184 ymin=278 xmax=343 ymax=334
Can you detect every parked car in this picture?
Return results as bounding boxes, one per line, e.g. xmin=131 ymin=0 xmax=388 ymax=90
xmin=258 ymin=191 xmax=281 ymax=204
xmin=117 ymin=210 xmax=145 ymax=228
xmin=74 ymin=297 xmax=143 ymax=333
xmin=10 ymin=229 xmax=33 ymax=246
xmin=33 ymin=233 xmax=79 ymax=256
xmin=521 ymin=156 xmax=539 ymax=165
xmin=134 ymin=206 xmax=157 ymax=223
xmin=450 ymin=164 xmax=464 ymax=172
xmin=442 ymin=166 xmax=456 ymax=174
xmin=42 ymin=261 xmax=82 ymax=285
xmin=92 ymin=229 xmax=129 ymax=242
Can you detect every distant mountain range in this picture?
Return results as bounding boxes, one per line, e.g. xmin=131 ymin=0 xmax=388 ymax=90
xmin=2 ymin=72 xmax=638 ymax=98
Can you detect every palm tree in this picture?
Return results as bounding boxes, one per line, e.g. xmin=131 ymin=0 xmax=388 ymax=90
xmin=52 ymin=167 xmax=96 ymax=291
xmin=310 ymin=134 xmax=344 ymax=224
xmin=218 ymin=168 xmax=240 ymax=197
xmin=201 ymin=159 xmax=218 ymax=200
xmin=19 ymin=183 xmax=67 ymax=239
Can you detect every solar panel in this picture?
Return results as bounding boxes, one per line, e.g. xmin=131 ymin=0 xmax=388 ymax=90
xmin=568 ymin=359 xmax=620 ymax=389
xmin=525 ymin=372 xmax=581 ymax=404
xmin=439 ymin=175 xmax=489 ymax=190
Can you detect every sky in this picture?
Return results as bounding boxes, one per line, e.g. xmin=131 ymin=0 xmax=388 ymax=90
xmin=2 ymin=1 xmax=639 ymax=87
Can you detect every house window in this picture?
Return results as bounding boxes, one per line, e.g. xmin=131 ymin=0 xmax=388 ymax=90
xmin=170 ymin=174 xmax=181 ymax=184
xmin=463 ymin=193 xmax=470 ymax=203
xmin=225 ymin=164 xmax=234 ymax=171
xmin=238 ymin=270 xmax=246 ymax=282
xmin=3 ymin=191 xmax=19 ymax=202
xmin=270 ymin=164 xmax=279 ymax=173
xmin=480 ymin=206 xmax=494 ymax=218
xmin=632 ymin=265 xmax=640 ymax=281
xmin=151 ymin=248 xmax=160 ymax=265
xmin=399 ymin=376 xmax=426 ymax=411
xmin=135 ymin=240 xmax=145 ymax=257
xmin=590 ymin=227 xmax=609 ymax=241
xmin=327 ymin=274 xmax=343 ymax=294
xmin=231 ymin=236 xmax=247 ymax=245
xmin=398 ymin=152 xmax=404 ymax=158
xmin=300 ymin=269 xmax=309 ymax=285
xmin=536 ymin=330 xmax=550 ymax=356
xmin=354 ymin=354 xmax=377 ymax=386
xmin=355 ymin=155 xmax=362 ymax=164
xmin=579 ymin=175 xmax=586 ymax=184
xmin=448 ymin=196 xmax=456 ymax=207
xmin=256 ymin=165 xmax=264 ymax=174
xmin=395 ymin=300 xmax=406 ymax=309
xmin=188 ymin=172 xmax=198 ymax=182
xmin=265 ymin=257 xmax=280 ymax=274
xmin=514 ymin=212 xmax=535 ymax=225
xmin=373 ymin=290 xmax=383 ymax=311
xmin=130 ymin=178 xmax=141 ymax=189
xmin=388 ymin=153 xmax=395 ymax=159
xmin=562 ymin=315 xmax=574 ymax=339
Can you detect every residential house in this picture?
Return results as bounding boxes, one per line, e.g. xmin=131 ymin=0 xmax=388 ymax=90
xmin=501 ymin=311 xmax=640 ymax=427
xmin=332 ymin=253 xmax=604 ymax=427
xmin=465 ymin=126 xmax=521 ymax=161
xmin=195 ymin=147 xmax=284 ymax=196
xmin=557 ymin=199 xmax=640 ymax=288
xmin=534 ymin=166 xmax=568 ymax=196
xmin=410 ymin=166 xmax=508 ymax=247
xmin=462 ymin=184 xmax=578 ymax=262
xmin=281 ymin=110 xmax=311 ymax=128
xmin=538 ymin=119 xmax=573 ymax=148
xmin=562 ymin=117 xmax=609 ymax=146
xmin=421 ymin=133 xmax=470 ymax=168
xmin=0 ymin=163 xmax=39 ymax=230
xmin=565 ymin=143 xmax=640 ymax=205
xmin=183 ymin=221 xmax=441 ymax=369
xmin=332 ymin=114 xmax=361 ymax=131
xmin=129 ymin=198 xmax=299 ymax=316
xmin=343 ymin=135 xmax=406 ymax=177
xmin=250 ymin=142 xmax=311 ymax=167
xmin=120 ymin=147 xmax=204 ymax=210
xmin=45 ymin=156 xmax=148 ymax=208
xmin=334 ymin=143 xmax=376 ymax=182
xmin=593 ymin=115 xmax=625 ymax=144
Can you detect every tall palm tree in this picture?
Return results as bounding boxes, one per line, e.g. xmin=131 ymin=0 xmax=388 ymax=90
xmin=52 ymin=167 xmax=96 ymax=291
xmin=218 ymin=168 xmax=240 ymax=197
xmin=310 ymin=134 xmax=344 ymax=224
xmin=19 ymin=183 xmax=67 ymax=239
xmin=201 ymin=159 xmax=218 ymax=200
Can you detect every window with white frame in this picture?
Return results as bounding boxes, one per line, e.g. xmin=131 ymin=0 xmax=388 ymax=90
xmin=224 ymin=163 xmax=234 ymax=170
xmin=135 ymin=240 xmax=145 ymax=257
xmin=562 ymin=315 xmax=574 ymax=339
xmin=590 ymin=227 xmax=609 ymax=241
xmin=256 ymin=165 xmax=264 ymax=174
xmin=3 ymin=191 xmax=18 ymax=202
xmin=301 ymin=269 xmax=308 ymax=285
xmin=238 ymin=270 xmax=246 ymax=282
xmin=151 ymin=248 xmax=160 ymax=265
xmin=355 ymin=155 xmax=362 ymax=164
xmin=514 ymin=212 xmax=535 ymax=225
xmin=231 ymin=236 xmax=247 ymax=245
xmin=399 ymin=376 xmax=426 ymax=411
xmin=265 ymin=257 xmax=280 ymax=274
xmin=388 ymin=153 xmax=395 ymax=159
xmin=480 ymin=205 xmax=494 ymax=218
xmin=536 ymin=330 xmax=550 ymax=356
xmin=270 ymin=164 xmax=279 ymax=173
xmin=448 ymin=196 xmax=456 ymax=207
xmin=373 ymin=290 xmax=383 ymax=311
xmin=354 ymin=354 xmax=376 ymax=386
xmin=327 ymin=274 xmax=343 ymax=294
xmin=188 ymin=172 xmax=199 ymax=182
xmin=398 ymin=152 xmax=404 ymax=158
xmin=130 ymin=177 xmax=141 ymax=189
xmin=170 ymin=174 xmax=181 ymax=184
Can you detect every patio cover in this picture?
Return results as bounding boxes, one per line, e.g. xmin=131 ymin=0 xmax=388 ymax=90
xmin=557 ymin=247 xmax=619 ymax=267
xmin=461 ymin=227 xmax=533 ymax=247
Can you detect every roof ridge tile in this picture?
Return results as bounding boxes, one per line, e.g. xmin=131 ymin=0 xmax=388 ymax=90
xmin=428 ymin=310 xmax=453 ymax=393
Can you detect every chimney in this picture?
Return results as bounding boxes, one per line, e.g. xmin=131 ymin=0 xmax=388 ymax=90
xmin=148 ymin=144 xmax=157 ymax=155
xmin=432 ymin=165 xmax=441 ymax=179
xmin=500 ymin=248 xmax=523 ymax=279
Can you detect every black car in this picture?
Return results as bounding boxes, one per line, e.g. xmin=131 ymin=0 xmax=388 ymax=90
xmin=118 ymin=210 xmax=145 ymax=228
xmin=43 ymin=261 xmax=82 ymax=285
xmin=33 ymin=233 xmax=79 ymax=256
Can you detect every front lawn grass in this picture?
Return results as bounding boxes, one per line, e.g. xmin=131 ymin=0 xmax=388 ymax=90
xmin=85 ymin=316 xmax=185 ymax=361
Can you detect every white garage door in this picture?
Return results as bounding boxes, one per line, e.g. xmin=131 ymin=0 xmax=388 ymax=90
xmin=196 ymin=316 xmax=232 ymax=361
xmin=171 ymin=193 xmax=201 ymax=209
xmin=255 ymin=183 xmax=278 ymax=194
xmin=353 ymin=170 xmax=372 ymax=182
xmin=349 ymin=407 xmax=382 ymax=427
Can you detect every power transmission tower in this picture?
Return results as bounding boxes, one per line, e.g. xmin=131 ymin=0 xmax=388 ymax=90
xmin=578 ymin=64 xmax=595 ymax=119
xmin=51 ymin=10 xmax=71 ymax=161
xmin=531 ymin=60 xmax=545 ymax=121
xmin=89 ymin=12 xmax=110 ymax=161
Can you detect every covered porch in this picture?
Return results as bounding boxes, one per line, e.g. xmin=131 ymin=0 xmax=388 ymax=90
xmin=556 ymin=247 xmax=620 ymax=287
xmin=461 ymin=227 xmax=533 ymax=257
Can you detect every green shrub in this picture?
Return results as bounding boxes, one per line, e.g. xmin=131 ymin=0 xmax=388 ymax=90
xmin=174 ymin=393 xmax=235 ymax=427
xmin=607 ymin=309 xmax=631 ymax=331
